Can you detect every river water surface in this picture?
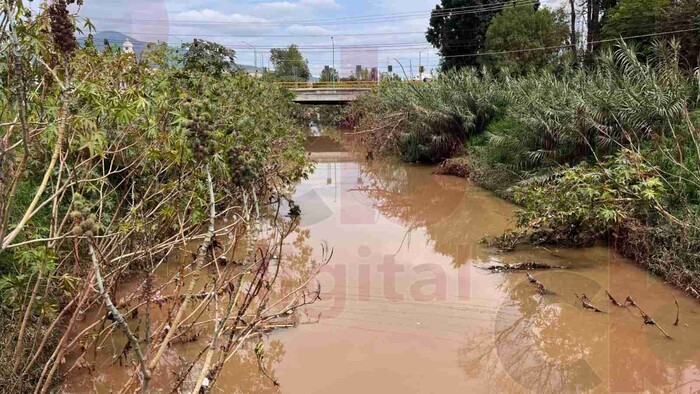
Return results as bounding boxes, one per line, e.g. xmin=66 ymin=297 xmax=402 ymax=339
xmin=64 ymin=141 xmax=700 ymax=393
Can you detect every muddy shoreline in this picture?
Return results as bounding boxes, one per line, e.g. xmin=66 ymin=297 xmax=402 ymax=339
xmin=433 ymin=156 xmax=700 ymax=301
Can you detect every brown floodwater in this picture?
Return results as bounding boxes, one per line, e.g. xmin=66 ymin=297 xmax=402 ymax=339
xmin=63 ymin=152 xmax=700 ymax=393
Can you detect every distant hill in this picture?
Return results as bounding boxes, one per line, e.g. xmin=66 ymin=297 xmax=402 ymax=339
xmin=76 ymin=32 xmax=320 ymax=80
xmin=77 ymin=31 xmax=148 ymax=53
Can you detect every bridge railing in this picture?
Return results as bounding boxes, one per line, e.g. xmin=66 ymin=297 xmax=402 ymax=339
xmin=275 ymin=81 xmax=380 ymax=89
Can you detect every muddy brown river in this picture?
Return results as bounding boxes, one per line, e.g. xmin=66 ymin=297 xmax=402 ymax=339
xmin=64 ymin=149 xmax=700 ymax=393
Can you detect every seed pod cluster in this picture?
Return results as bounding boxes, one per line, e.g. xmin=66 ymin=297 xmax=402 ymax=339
xmin=48 ymin=0 xmax=78 ymax=55
xmin=287 ymin=199 xmax=301 ymax=219
xmin=184 ymin=101 xmax=216 ymax=162
xmin=70 ymin=195 xmax=100 ymax=238
xmin=227 ymin=149 xmax=260 ymax=187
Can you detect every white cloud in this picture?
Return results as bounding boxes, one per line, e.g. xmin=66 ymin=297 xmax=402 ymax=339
xmin=286 ymin=25 xmax=331 ymax=35
xmin=171 ymin=9 xmax=268 ymax=24
xmin=258 ymin=0 xmax=340 ymax=11
xmin=299 ymin=0 xmax=341 ymax=8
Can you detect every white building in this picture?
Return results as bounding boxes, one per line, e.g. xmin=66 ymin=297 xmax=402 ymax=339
xmin=122 ymin=39 xmax=134 ymax=54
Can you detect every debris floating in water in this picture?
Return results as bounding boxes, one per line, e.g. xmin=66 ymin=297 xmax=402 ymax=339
xmin=625 ymin=295 xmax=673 ymax=339
xmin=575 ymin=292 xmax=606 ymax=313
xmin=605 ymin=290 xmax=625 ymax=307
xmin=482 ymin=261 xmax=565 ymax=273
xmin=526 ymin=273 xmax=551 ymax=295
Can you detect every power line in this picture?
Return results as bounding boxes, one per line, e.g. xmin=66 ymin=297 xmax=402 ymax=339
xmin=90 ymin=22 xmax=700 ymax=70
xmin=440 ymin=26 xmax=700 ymax=59
xmin=87 ymin=1 xmax=535 ymax=28
xmin=101 ymin=18 xmax=695 ymax=52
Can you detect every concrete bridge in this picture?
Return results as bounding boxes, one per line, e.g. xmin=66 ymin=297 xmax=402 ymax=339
xmin=290 ymin=87 xmax=371 ymax=104
xmin=275 ymin=81 xmax=375 ymax=105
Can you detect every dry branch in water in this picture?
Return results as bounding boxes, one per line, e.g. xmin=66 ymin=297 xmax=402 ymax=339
xmin=605 ymin=290 xmax=625 ymax=307
xmin=673 ymin=295 xmax=680 ymax=326
xmin=526 ymin=273 xmax=550 ymax=295
xmin=574 ymin=293 xmax=606 ymax=313
xmin=483 ymin=261 xmax=564 ymax=273
xmin=625 ymin=296 xmax=672 ymax=339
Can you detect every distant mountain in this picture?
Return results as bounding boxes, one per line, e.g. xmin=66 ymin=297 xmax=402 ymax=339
xmin=238 ymin=64 xmax=263 ymax=73
xmin=76 ymin=32 xmax=321 ymax=80
xmin=77 ymin=31 xmax=148 ymax=53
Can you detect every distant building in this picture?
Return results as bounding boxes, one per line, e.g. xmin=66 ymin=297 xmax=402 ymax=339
xmin=122 ymin=39 xmax=134 ymax=54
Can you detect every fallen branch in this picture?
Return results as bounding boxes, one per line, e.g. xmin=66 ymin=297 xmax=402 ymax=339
xmin=575 ymin=292 xmax=606 ymax=313
xmin=483 ymin=261 xmax=564 ymax=273
xmin=486 ymin=231 xmax=527 ymax=252
xmin=605 ymin=290 xmax=624 ymax=307
xmin=673 ymin=295 xmax=680 ymax=326
xmin=625 ymin=296 xmax=672 ymax=339
xmin=526 ymin=273 xmax=551 ymax=295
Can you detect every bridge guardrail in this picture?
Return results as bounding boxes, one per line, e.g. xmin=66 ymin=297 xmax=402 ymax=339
xmin=275 ymin=81 xmax=377 ymax=89
xmin=274 ymin=80 xmax=425 ymax=89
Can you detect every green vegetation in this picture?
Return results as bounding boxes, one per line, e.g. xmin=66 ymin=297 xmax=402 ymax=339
xmin=427 ymin=0 xmax=506 ymax=70
xmin=1 ymin=2 xmax=320 ymax=392
xmin=484 ymin=5 xmax=570 ymax=72
xmin=319 ymin=66 xmax=339 ymax=82
xmin=182 ymin=39 xmax=237 ymax=75
xmin=269 ymin=44 xmax=311 ymax=81
xmin=351 ymin=41 xmax=700 ymax=294
xmin=429 ymin=0 xmax=700 ymax=70
xmin=603 ymin=0 xmax=667 ymax=43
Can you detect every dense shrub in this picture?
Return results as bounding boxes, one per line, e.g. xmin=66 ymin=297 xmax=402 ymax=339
xmin=0 ymin=4 xmax=312 ymax=391
xmin=511 ymin=150 xmax=665 ymax=245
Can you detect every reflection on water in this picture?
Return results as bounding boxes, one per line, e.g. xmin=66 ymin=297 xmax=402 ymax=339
xmin=278 ymin=159 xmax=699 ymax=393
xmin=64 ymin=158 xmax=700 ymax=393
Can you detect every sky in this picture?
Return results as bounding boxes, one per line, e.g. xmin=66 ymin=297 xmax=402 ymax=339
xmin=66 ymin=0 xmax=563 ymax=78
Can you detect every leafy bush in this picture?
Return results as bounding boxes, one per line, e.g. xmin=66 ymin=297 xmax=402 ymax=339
xmin=511 ymin=150 xmax=664 ymax=245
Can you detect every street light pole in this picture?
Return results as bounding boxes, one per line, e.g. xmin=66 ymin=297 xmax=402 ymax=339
xmin=418 ymin=46 xmax=430 ymax=78
xmin=242 ymin=41 xmax=257 ymax=69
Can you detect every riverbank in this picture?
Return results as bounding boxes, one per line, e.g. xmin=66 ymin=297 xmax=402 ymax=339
xmin=347 ymin=43 xmax=700 ymax=300
xmin=436 ymin=155 xmax=700 ymax=299
xmin=0 ymin=6 xmax=317 ymax=391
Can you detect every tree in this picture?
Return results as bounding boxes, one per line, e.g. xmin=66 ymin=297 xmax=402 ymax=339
xmin=602 ymin=0 xmax=667 ymax=44
xmin=382 ymin=72 xmax=403 ymax=81
xmin=270 ymin=44 xmax=311 ymax=81
xmin=182 ymin=39 xmax=236 ymax=75
xmin=485 ymin=4 xmax=570 ymax=72
xmin=601 ymin=0 xmax=699 ymax=66
xmin=426 ymin=0 xmax=507 ymax=70
xmin=320 ymin=66 xmax=339 ymax=82
xmin=659 ymin=0 xmax=700 ymax=67
xmin=584 ymin=0 xmax=619 ymax=53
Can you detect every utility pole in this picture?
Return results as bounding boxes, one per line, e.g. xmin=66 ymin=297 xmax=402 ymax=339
xmin=331 ymin=36 xmax=335 ymax=84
